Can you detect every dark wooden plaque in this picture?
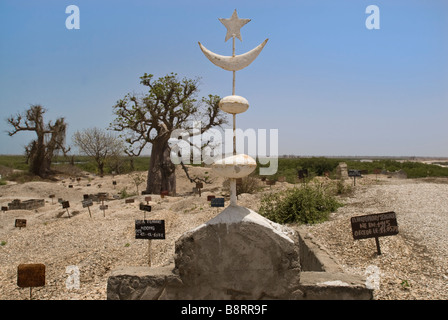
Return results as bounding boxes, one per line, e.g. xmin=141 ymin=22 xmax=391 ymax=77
xmin=135 ymin=220 xmax=165 ymax=240
xmin=125 ymin=198 xmax=135 ymax=204
xmin=15 ymin=219 xmax=26 ymax=228
xmin=195 ymin=182 xmax=203 ymax=189
xmin=207 ymin=195 xmax=216 ymax=201
xmin=211 ymin=198 xmax=225 ymax=207
xmin=17 ymin=264 xmax=45 ymax=288
xmin=82 ymin=199 xmax=93 ymax=208
xmin=139 ymin=203 xmax=152 ymax=212
xmin=351 ymin=211 xmax=399 ymax=240
xmin=61 ymin=201 xmax=70 ymax=209
xmin=348 ymin=169 xmax=362 ymax=177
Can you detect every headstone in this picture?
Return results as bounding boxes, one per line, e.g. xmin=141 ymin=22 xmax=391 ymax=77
xmin=125 ymin=199 xmax=135 ymax=204
xmin=173 ymin=206 xmax=300 ymax=299
xmin=207 ymin=195 xmax=215 ymax=201
xmin=336 ymin=162 xmax=349 ymax=180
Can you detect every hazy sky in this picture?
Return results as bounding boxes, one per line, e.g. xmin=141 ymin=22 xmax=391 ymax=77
xmin=1 ymin=0 xmax=447 ymax=157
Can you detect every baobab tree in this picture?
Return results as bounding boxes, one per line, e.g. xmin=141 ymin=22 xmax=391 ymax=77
xmin=110 ymin=72 xmax=226 ymax=195
xmin=7 ymin=105 xmax=70 ymax=178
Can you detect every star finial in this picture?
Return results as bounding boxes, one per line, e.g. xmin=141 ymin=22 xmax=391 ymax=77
xmin=219 ymin=9 xmax=251 ymax=42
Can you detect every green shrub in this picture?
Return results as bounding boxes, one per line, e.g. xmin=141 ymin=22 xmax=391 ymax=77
xmin=259 ymin=183 xmax=343 ymax=225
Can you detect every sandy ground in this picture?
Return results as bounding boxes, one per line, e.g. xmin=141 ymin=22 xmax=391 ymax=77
xmin=0 ymin=166 xmax=447 ymax=300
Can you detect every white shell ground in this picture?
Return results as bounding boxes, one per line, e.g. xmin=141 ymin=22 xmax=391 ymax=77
xmin=212 ymin=154 xmax=257 ymax=179
xmin=219 ymin=95 xmax=249 ymax=114
xmin=198 ymin=39 xmax=268 ymax=72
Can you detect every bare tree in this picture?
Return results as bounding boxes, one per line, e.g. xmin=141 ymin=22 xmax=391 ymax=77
xmin=73 ymin=127 xmax=124 ymax=176
xmin=7 ymin=105 xmax=70 ymax=178
xmin=111 ymin=72 xmax=226 ymax=195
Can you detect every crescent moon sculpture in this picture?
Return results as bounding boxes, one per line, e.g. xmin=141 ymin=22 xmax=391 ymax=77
xmin=198 ymin=10 xmax=268 ymax=206
xmin=198 ymin=38 xmax=268 ymax=72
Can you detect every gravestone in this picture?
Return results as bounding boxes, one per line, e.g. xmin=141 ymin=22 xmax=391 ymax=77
xmin=108 ymin=205 xmax=301 ymax=300
xmin=336 ymin=162 xmax=349 ymax=180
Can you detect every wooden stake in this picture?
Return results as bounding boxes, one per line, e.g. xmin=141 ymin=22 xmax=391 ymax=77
xmin=148 ymin=240 xmax=152 ymax=267
xmin=375 ymin=237 xmax=381 ymax=255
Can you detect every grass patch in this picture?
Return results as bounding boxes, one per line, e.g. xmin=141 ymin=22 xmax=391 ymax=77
xmin=259 ymin=182 xmax=343 ymax=225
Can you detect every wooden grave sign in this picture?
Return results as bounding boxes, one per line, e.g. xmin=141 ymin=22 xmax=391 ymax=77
xmin=17 ymin=263 xmax=45 ymax=299
xmin=195 ymin=182 xmax=203 ymax=197
xmin=49 ymin=194 xmax=55 ymax=204
xmin=61 ymin=201 xmax=71 ymax=218
xmin=160 ymin=190 xmax=169 ymax=199
xmin=145 ymin=196 xmax=152 ymax=204
xmin=351 ymin=211 xmax=399 ymax=255
xmin=348 ymin=169 xmax=362 ymax=186
xmin=135 ymin=220 xmax=166 ymax=267
xmin=207 ymin=195 xmax=215 ymax=201
xmin=211 ymin=197 xmax=225 ymax=208
xmin=139 ymin=203 xmax=152 ymax=220
xmin=1 ymin=206 xmax=8 ymax=212
xmin=82 ymin=198 xmax=93 ymax=218
xmin=15 ymin=219 xmax=26 ymax=229
xmin=125 ymin=198 xmax=135 ymax=204
xmin=99 ymin=204 xmax=108 ymax=217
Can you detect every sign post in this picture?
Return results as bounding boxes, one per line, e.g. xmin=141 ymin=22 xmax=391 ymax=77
xmin=195 ymin=182 xmax=203 ymax=197
xmin=135 ymin=220 xmax=165 ymax=266
xmin=139 ymin=203 xmax=152 ymax=220
xmin=17 ymin=264 xmax=45 ymax=300
xmin=49 ymin=194 xmax=55 ymax=204
xmin=351 ymin=211 xmax=399 ymax=255
xmin=348 ymin=169 xmax=362 ymax=186
xmin=100 ymin=204 xmax=108 ymax=217
xmin=61 ymin=201 xmax=71 ymax=218
xmin=82 ymin=198 xmax=93 ymax=218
